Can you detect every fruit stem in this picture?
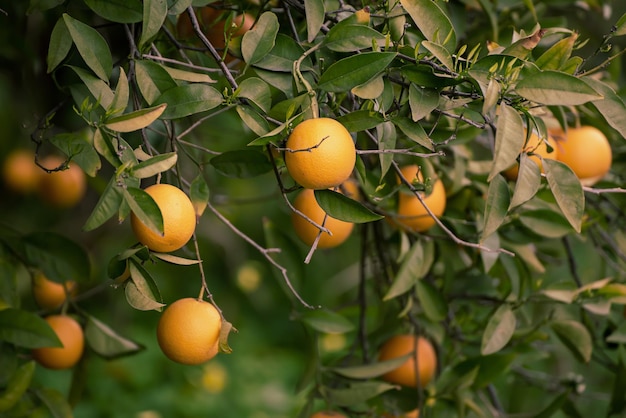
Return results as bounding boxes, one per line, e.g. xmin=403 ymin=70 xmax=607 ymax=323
xmin=293 ymin=42 xmax=322 ymax=119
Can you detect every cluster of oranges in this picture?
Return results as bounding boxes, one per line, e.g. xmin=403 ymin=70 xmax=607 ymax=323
xmin=2 ymin=149 xmax=86 ymax=208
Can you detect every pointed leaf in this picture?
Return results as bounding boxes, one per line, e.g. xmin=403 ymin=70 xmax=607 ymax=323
xmin=481 ymin=304 xmax=516 ymax=355
xmin=161 ymin=66 xmax=215 ymax=83
xmin=124 ymin=187 xmax=163 ymax=236
xmin=400 ymin=0 xmax=456 ymax=53
xmin=324 ymin=24 xmax=386 ymax=52
xmin=416 ymin=279 xmax=448 ymax=322
xmin=69 ymin=65 xmax=114 ymax=109
xmin=238 ymin=77 xmax=272 ymax=113
xmin=129 ymin=152 xmax=177 ymax=179
xmin=515 ymin=71 xmax=602 ymax=105
xmin=551 ymin=320 xmax=592 ymax=363
xmin=482 ymin=174 xmax=510 ymax=240
xmin=134 ymin=60 xmax=177 ymax=105
xmin=84 ymin=0 xmax=143 ymax=23
xmin=543 ymin=159 xmax=584 ymax=233
xmin=85 ymin=315 xmax=144 ymax=359
xmin=509 ymin=154 xmax=541 ymax=209
xmin=152 ymin=253 xmax=202 ymax=265
xmin=210 ymin=150 xmax=273 ymax=178
xmin=139 ymin=0 xmax=167 ymax=49
xmin=126 ymin=259 xmax=165 ymax=311
xmin=314 ymin=189 xmax=383 ymax=223
xmin=489 ymin=103 xmax=524 ymax=181
xmin=317 ymin=52 xmax=397 ymax=92
xmin=109 ymin=67 xmax=129 ymax=116
xmin=299 ymin=309 xmax=354 ymax=334
xmin=422 ymin=40 xmax=454 ymax=70
xmin=0 ymin=309 xmax=61 ymax=349
xmin=584 ymin=77 xmax=626 ymax=139
xmin=242 ymin=12 xmax=279 ymax=65
xmin=304 ymin=0 xmax=324 ymax=43
xmin=190 ymin=174 xmax=209 ymax=217
xmin=105 ymin=104 xmax=166 ymax=132
xmin=393 ymin=116 xmax=434 ymax=150
xmin=324 ymin=381 xmax=398 ymax=407
xmin=409 ymin=85 xmax=439 ymax=122
xmin=337 ymin=110 xmax=385 ymax=132
xmin=83 ymin=176 xmax=123 ymax=231
xmin=535 ymin=33 xmax=578 ymax=71
xmin=331 ymin=355 xmax=412 ymax=380
xmin=47 ymin=17 xmax=72 ymax=73
xmin=384 ymin=239 xmax=434 ymax=300
xmin=63 ymin=14 xmax=112 ymax=81
xmin=154 ymin=84 xmax=222 ymax=119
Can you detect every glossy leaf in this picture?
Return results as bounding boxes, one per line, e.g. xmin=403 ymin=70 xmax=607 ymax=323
xmin=130 ymin=152 xmax=177 ymax=179
xmin=352 ymin=75 xmax=384 ymax=99
xmin=210 ymin=150 xmax=273 ymax=178
xmin=331 ymin=355 xmax=411 ymax=379
xmin=161 ymin=66 xmax=215 ymax=83
xmin=126 ymin=259 xmax=165 ymax=311
xmin=49 ymin=129 xmax=101 ymax=177
xmin=154 ymin=84 xmax=222 ymax=119
xmin=190 ymin=174 xmax=209 ymax=218
xmin=337 ymin=110 xmax=385 ymax=132
xmin=236 ymin=105 xmax=270 ymax=136
xmin=242 ymin=12 xmax=279 ymax=65
xmin=515 ymin=70 xmax=602 ymax=105
xmin=134 ymin=60 xmax=177 ymax=105
xmin=551 ymin=320 xmax=592 ymax=363
xmin=105 ymin=104 xmax=166 ymax=132
xmin=393 ymin=116 xmax=434 ymax=150
xmin=400 ymin=0 xmax=456 ymax=53
xmin=508 ymin=154 xmax=541 ymax=209
xmin=481 ymin=304 xmax=516 ymax=355
xmin=534 ymin=33 xmax=578 ymax=71
xmin=299 ymin=309 xmax=354 ymax=334
xmin=84 ymin=0 xmax=142 ymax=23
xmin=584 ymin=77 xmax=626 ymax=139
xmin=384 ymin=239 xmax=434 ymax=300
xmin=314 ymin=189 xmax=383 ymax=223
xmin=47 ymin=18 xmax=72 ymax=73
xmin=408 ymin=85 xmax=439 ymax=122
xmin=304 ymin=0 xmax=324 ymax=42
xmin=63 ymin=14 xmax=112 ymax=81
xmin=139 ymin=0 xmax=167 ymax=49
xmin=489 ymin=103 xmax=524 ymax=181
xmin=252 ymin=34 xmax=310 ymax=72
xmin=481 ymin=174 xmax=510 ymax=240
xmin=543 ymin=159 xmax=584 ymax=233
xmin=109 ymin=67 xmax=129 ymax=116
xmin=124 ymin=187 xmax=163 ymax=236
xmin=324 ymin=24 xmax=386 ymax=52
xmin=317 ymin=52 xmax=397 ymax=92
xmin=238 ymin=77 xmax=272 ymax=113
xmin=83 ymin=176 xmax=124 ymax=231
xmin=68 ymin=65 xmax=114 ymax=109
xmin=85 ymin=315 xmax=144 ymax=359
xmin=0 ymin=309 xmax=61 ymax=349
xmin=422 ymin=40 xmax=454 ymax=70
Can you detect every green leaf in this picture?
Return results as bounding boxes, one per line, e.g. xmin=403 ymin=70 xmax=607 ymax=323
xmin=519 ymin=210 xmax=575 ymax=238
xmin=134 ymin=60 xmax=177 ymax=105
xmin=377 ymin=121 xmax=396 ymax=179
xmin=551 ymin=320 xmax=592 ymax=363
xmin=109 ymin=67 xmax=129 ymax=116
xmin=299 ymin=309 xmax=354 ymax=334
xmin=47 ymin=18 xmax=72 ymax=73
xmin=481 ymin=174 xmax=510 ymax=240
xmin=49 ymin=129 xmax=101 ymax=177
xmin=161 ymin=65 xmax=215 ymax=83
xmin=85 ymin=315 xmax=144 ymax=359
xmin=33 ymin=388 xmax=74 ymax=418
xmin=384 ymin=239 xmax=434 ymax=300
xmin=105 ymin=104 xmax=167 ymax=133
xmin=614 ymin=12 xmax=626 ymax=36
xmin=262 ymin=218 xmax=304 ymax=300
xmin=238 ymin=77 xmax=272 ymax=113
xmin=124 ymin=187 xmax=163 ymax=236
xmin=330 ymin=355 xmax=411 ymax=380
xmin=481 ymin=304 xmax=516 ymax=355
xmin=422 ymin=40 xmax=454 ymax=70
xmin=489 ymin=103 xmax=524 ymax=181
xmin=236 ymin=105 xmax=270 ymax=136
xmin=252 ymin=33 xmax=310 ymax=72
xmin=63 ymin=14 xmax=113 ymax=81
xmin=583 ymin=77 xmax=626 ymax=139
xmin=314 ymin=189 xmax=383 ymax=223
xmin=337 ymin=110 xmax=384 ymax=132
xmin=152 ymin=253 xmax=202 ymax=265
xmin=84 ymin=0 xmax=143 ymax=23
xmin=408 ymin=85 xmax=439 ymax=122
xmin=323 ymin=381 xmax=398 ymax=407
xmin=400 ymin=0 xmax=457 ymax=53
xmin=543 ymin=159 xmax=584 ymax=233
xmin=130 ymin=152 xmax=177 ymax=179
xmin=190 ymin=174 xmax=209 ymax=217
xmin=317 ymin=52 xmax=397 ymax=92
xmin=68 ymin=65 xmax=114 ymax=109
xmin=416 ymin=279 xmax=448 ymax=322
xmin=324 ymin=24 xmax=386 ymax=52
xmin=83 ymin=176 xmax=124 ymax=231
xmin=535 ymin=33 xmax=578 ymax=71
xmin=515 ymin=71 xmax=602 ymax=105
xmin=304 ymin=0 xmax=325 ymax=42
xmin=154 ymin=84 xmax=222 ymax=119
xmin=139 ymin=0 xmax=167 ymax=49
xmin=126 ymin=259 xmax=165 ymax=311
xmin=22 ymin=232 xmax=90 ymax=283
xmin=0 ymin=309 xmax=61 ymax=349
xmin=352 ymin=75 xmax=385 ymax=99
xmin=242 ymin=12 xmax=279 ymax=65
xmin=508 ymin=154 xmax=541 ymax=209
xmin=210 ymin=150 xmax=273 ymax=178
xmin=393 ymin=117 xmax=434 ymax=150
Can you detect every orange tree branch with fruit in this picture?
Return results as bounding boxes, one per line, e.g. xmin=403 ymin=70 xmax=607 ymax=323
xmin=1 ymin=0 xmax=626 ymax=417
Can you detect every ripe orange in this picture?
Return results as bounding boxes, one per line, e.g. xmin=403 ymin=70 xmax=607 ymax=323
xmin=157 ymin=298 xmax=222 ymax=365
xmin=383 ymin=410 xmax=420 ymax=418
xmin=310 ymin=412 xmax=347 ymax=418
xmin=285 ymin=118 xmax=356 ymax=190
xmin=291 ymin=188 xmax=354 ymax=249
xmin=552 ymin=125 xmax=612 ymax=186
xmin=32 ymin=315 xmax=84 ymax=370
xmin=130 ymin=183 xmax=196 ymax=253
xmin=378 ymin=334 xmax=437 ymax=388
xmin=38 ymin=155 xmax=86 ymax=208
xmin=32 ymin=272 xmax=77 ymax=310
xmin=392 ymin=165 xmax=446 ymax=233
xmin=503 ymin=131 xmax=558 ymax=180
xmin=2 ymin=149 xmax=41 ymax=194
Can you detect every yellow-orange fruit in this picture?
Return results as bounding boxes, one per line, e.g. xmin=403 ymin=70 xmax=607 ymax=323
xmin=503 ymin=132 xmax=558 ymax=180
xmin=291 ymin=188 xmax=354 ymax=249
xmin=310 ymin=412 xmax=348 ymax=418
xmin=38 ymin=155 xmax=86 ymax=208
xmin=157 ymin=298 xmax=222 ymax=365
xmin=285 ymin=118 xmax=356 ymax=190
xmin=130 ymin=183 xmax=196 ymax=253
xmin=32 ymin=272 xmax=77 ymax=310
xmin=553 ymin=125 xmax=612 ymax=186
xmin=2 ymin=149 xmax=41 ymax=194
xmin=32 ymin=315 xmax=84 ymax=370
xmin=392 ymin=165 xmax=446 ymax=233
xmin=378 ymin=334 xmax=437 ymax=388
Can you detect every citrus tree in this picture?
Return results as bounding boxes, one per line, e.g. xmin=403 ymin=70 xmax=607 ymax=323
xmin=1 ymin=0 xmax=626 ymax=417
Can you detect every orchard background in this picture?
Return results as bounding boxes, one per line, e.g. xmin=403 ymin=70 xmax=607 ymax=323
xmin=1 ymin=0 xmax=626 ymax=417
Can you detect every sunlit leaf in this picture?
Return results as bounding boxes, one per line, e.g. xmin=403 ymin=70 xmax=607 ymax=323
xmin=422 ymin=40 xmax=454 ymax=70
xmin=130 ymin=152 xmax=177 ymax=179
xmin=317 ymin=52 xmax=397 ymax=92
xmin=324 ymin=24 xmax=386 ymax=52
xmin=515 ymin=70 xmax=602 ymax=105
xmin=126 ymin=259 xmax=165 ymax=311
xmin=104 ymin=104 xmax=166 ymax=133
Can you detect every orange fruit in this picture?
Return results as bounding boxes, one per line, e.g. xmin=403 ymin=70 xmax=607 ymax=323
xmin=378 ymin=334 xmax=437 ymax=388
xmin=2 ymin=149 xmax=41 ymax=194
xmin=310 ymin=412 xmax=347 ymax=418
xmin=130 ymin=183 xmax=196 ymax=253
xmin=503 ymin=131 xmax=558 ymax=180
xmin=552 ymin=125 xmax=612 ymax=186
xmin=383 ymin=410 xmax=420 ymax=418
xmin=38 ymin=155 xmax=86 ymax=208
xmin=32 ymin=272 xmax=77 ymax=310
xmin=157 ymin=298 xmax=222 ymax=365
xmin=32 ymin=315 xmax=84 ymax=370
xmin=285 ymin=118 xmax=356 ymax=190
xmin=291 ymin=188 xmax=354 ymax=249
xmin=392 ymin=165 xmax=446 ymax=233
